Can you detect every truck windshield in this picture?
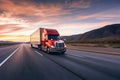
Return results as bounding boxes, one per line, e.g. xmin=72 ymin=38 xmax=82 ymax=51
xmin=48 ymin=35 xmax=59 ymax=40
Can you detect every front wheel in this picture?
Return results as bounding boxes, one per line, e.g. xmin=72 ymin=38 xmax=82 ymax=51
xmin=47 ymin=48 xmax=50 ymax=54
xmin=61 ymin=52 xmax=65 ymax=54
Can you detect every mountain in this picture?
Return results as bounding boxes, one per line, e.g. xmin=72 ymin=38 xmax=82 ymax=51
xmin=62 ymin=34 xmax=82 ymax=41
xmin=63 ymin=24 xmax=120 ymax=41
xmin=0 ymin=41 xmax=10 ymax=43
xmin=0 ymin=41 xmax=22 ymax=44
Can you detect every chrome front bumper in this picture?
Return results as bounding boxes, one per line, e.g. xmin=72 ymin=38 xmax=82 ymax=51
xmin=49 ymin=47 xmax=66 ymax=53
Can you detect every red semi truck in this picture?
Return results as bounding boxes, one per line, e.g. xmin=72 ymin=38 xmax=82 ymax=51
xmin=30 ymin=28 xmax=66 ymax=53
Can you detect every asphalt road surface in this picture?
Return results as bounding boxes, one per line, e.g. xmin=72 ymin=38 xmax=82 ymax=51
xmin=0 ymin=44 xmax=120 ymax=80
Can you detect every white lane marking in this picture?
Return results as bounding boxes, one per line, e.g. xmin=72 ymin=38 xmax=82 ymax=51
xmin=0 ymin=47 xmax=19 ymax=67
xmin=35 ymin=51 xmax=43 ymax=56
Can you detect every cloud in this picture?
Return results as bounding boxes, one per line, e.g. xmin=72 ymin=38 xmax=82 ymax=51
xmin=77 ymin=7 xmax=120 ymax=20
xmin=66 ymin=0 xmax=92 ymax=9
xmin=0 ymin=24 xmax=25 ymax=34
xmin=1 ymin=0 xmax=118 ymax=25
xmin=0 ymin=0 xmax=93 ymax=23
xmin=0 ymin=0 xmax=69 ymax=22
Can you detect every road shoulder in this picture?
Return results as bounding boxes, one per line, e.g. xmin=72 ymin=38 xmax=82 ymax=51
xmin=67 ymin=45 xmax=120 ymax=55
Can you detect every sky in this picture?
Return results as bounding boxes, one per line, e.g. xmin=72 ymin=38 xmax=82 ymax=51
xmin=0 ymin=0 xmax=120 ymax=42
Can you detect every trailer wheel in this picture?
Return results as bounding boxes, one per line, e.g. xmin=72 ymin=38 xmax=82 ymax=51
xmin=31 ymin=44 xmax=33 ymax=48
xmin=38 ymin=45 xmax=41 ymax=50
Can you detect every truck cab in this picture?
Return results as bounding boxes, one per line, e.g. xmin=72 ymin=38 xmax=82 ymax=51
xmin=41 ymin=28 xmax=66 ymax=53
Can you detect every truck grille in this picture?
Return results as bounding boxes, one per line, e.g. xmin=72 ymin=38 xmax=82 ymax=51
xmin=56 ymin=43 xmax=64 ymax=48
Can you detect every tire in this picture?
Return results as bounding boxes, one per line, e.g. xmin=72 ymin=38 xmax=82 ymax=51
xmin=61 ymin=52 xmax=65 ymax=54
xmin=38 ymin=45 xmax=41 ymax=50
xmin=31 ymin=44 xmax=33 ymax=48
xmin=47 ymin=48 xmax=50 ymax=54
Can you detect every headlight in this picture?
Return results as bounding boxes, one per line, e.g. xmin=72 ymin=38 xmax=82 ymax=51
xmin=65 ymin=44 xmax=66 ymax=47
xmin=51 ymin=45 xmax=54 ymax=48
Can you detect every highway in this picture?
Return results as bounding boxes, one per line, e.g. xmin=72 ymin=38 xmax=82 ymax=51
xmin=0 ymin=44 xmax=120 ymax=80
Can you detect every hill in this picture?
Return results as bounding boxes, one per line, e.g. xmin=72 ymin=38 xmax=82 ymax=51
xmin=63 ymin=24 xmax=120 ymax=41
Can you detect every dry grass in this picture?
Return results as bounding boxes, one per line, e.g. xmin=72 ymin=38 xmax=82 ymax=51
xmin=69 ymin=43 xmax=120 ymax=48
xmin=66 ymin=38 xmax=120 ymax=48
